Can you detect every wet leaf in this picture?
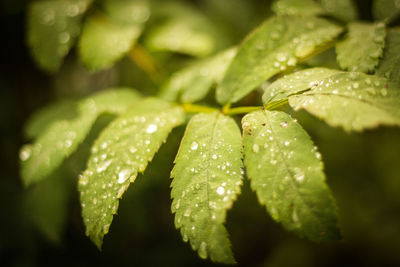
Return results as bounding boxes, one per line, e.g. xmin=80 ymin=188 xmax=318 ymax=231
xmin=79 ymin=98 xmax=184 ymax=249
xmin=317 ymin=0 xmax=358 ymax=22
xmin=242 ymin=110 xmax=340 ymax=242
xmin=336 ymin=22 xmax=386 ymax=73
xmin=171 ymin=113 xmax=243 ymax=263
xmin=216 ymin=15 xmax=342 ymax=105
xmin=79 ymin=14 xmax=142 ymax=71
xmin=272 ymin=0 xmax=325 ymax=16
xmin=376 ymin=30 xmax=400 ymax=86
xmin=20 ymin=89 xmax=141 ymax=186
xmin=265 ymin=68 xmax=400 ymax=131
xmin=160 ymin=47 xmax=237 ymax=103
xmin=27 ymin=0 xmax=92 ymax=72
xmin=373 ymin=0 xmax=400 ymax=22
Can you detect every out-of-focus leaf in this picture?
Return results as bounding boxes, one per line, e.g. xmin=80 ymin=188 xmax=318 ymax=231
xmin=376 ymin=30 xmax=400 ymax=85
xmin=160 ymin=47 xmax=237 ymax=103
xmin=24 ymin=100 xmax=78 ymax=139
xmin=336 ymin=22 xmax=386 ymax=73
xmin=171 ymin=112 xmax=243 ymax=263
xmin=27 ymin=0 xmax=92 ymax=72
xmin=216 ymin=15 xmax=342 ymax=105
xmin=103 ymin=0 xmax=150 ymax=25
xmin=272 ymin=0 xmax=325 ymax=16
xmin=318 ymin=0 xmax=358 ymax=22
xmin=242 ymin=110 xmax=340 ymax=241
xmin=373 ymin=0 xmax=400 ymax=22
xmin=266 ymin=68 xmax=400 ymax=131
xmin=20 ymin=89 xmax=141 ymax=186
xmin=79 ymin=14 xmax=142 ymax=71
xmin=78 ymin=98 xmax=184 ymax=248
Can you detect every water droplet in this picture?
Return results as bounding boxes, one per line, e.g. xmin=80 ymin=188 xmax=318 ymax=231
xmin=252 ymin=144 xmax=260 ymax=153
xmin=190 ymin=141 xmax=198 ymax=150
xmin=129 ymin=146 xmax=137 ymax=153
xmin=58 ymin=32 xmax=70 ymax=44
xmin=284 ymin=141 xmax=290 ymax=146
xmin=19 ymin=145 xmax=32 ymax=161
xmin=380 ymin=88 xmax=388 ymax=96
xmin=184 ymin=208 xmax=191 ymax=217
xmin=216 ymin=186 xmax=225 ymax=195
xmin=101 ymin=142 xmax=108 ymax=149
xmin=276 ymin=53 xmax=287 ymax=62
xmin=118 ymin=169 xmax=132 ymax=184
xmin=280 ymin=121 xmax=288 ymax=128
xmin=332 ymin=89 xmax=338 ymax=95
xmin=97 ymin=160 xmax=112 ymax=173
xmin=294 ymin=168 xmax=305 ymax=182
xmin=146 ymin=124 xmax=158 ymax=133
xmin=353 ymin=82 xmax=359 ymax=89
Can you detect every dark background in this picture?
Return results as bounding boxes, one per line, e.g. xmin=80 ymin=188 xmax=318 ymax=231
xmin=1 ymin=0 xmax=400 ymax=266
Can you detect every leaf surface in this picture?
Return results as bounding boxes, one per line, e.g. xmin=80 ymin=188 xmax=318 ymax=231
xmin=27 ymin=0 xmax=92 ymax=72
xmin=171 ymin=113 xmax=243 ymax=263
xmin=264 ymin=68 xmax=400 ymax=131
xmin=376 ymin=30 xmax=400 ymax=85
xmin=79 ymin=14 xmax=142 ymax=71
xmin=216 ymin=15 xmax=342 ymax=105
xmin=336 ymin=22 xmax=386 ymax=73
xmin=79 ymin=98 xmax=184 ymax=248
xmin=242 ymin=110 xmax=340 ymax=241
xmin=373 ymin=0 xmax=400 ymax=22
xmin=161 ymin=47 xmax=237 ymax=103
xmin=272 ymin=0 xmax=325 ymax=16
xmin=318 ymin=0 xmax=358 ymax=22
xmin=20 ymin=89 xmax=140 ymax=186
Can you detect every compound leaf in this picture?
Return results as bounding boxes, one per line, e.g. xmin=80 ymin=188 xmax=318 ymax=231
xmin=79 ymin=98 xmax=185 ymax=249
xmin=216 ymin=15 xmax=342 ymax=105
xmin=336 ymin=22 xmax=386 ymax=73
xmin=376 ymin=30 xmax=400 ymax=86
xmin=20 ymin=89 xmax=140 ymax=186
xmin=272 ymin=0 xmax=325 ymax=16
xmin=161 ymin=47 xmax=237 ymax=103
xmin=27 ymin=0 xmax=92 ymax=72
xmin=317 ymin=0 xmax=358 ymax=22
xmin=79 ymin=14 xmax=142 ymax=71
xmin=242 ymin=110 xmax=340 ymax=241
xmin=265 ymin=68 xmax=400 ymax=131
xmin=171 ymin=113 xmax=243 ymax=263
xmin=373 ymin=0 xmax=400 ymax=22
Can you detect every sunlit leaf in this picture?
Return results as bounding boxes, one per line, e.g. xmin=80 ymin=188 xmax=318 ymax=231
xmin=216 ymin=15 xmax=342 ymax=105
xmin=264 ymin=68 xmax=400 ymax=131
xmin=79 ymin=14 xmax=142 ymax=71
xmin=373 ymin=0 xmax=400 ymax=22
xmin=336 ymin=22 xmax=386 ymax=73
xmin=79 ymin=98 xmax=184 ymax=249
xmin=160 ymin=47 xmax=237 ymax=103
xmin=318 ymin=0 xmax=358 ymax=22
xmin=27 ymin=0 xmax=92 ymax=72
xmin=242 ymin=110 xmax=340 ymax=241
xmin=103 ymin=0 xmax=150 ymax=25
xmin=376 ymin=30 xmax=400 ymax=85
xmin=171 ymin=113 xmax=243 ymax=263
xmin=20 ymin=89 xmax=141 ymax=186
xmin=272 ymin=0 xmax=325 ymax=16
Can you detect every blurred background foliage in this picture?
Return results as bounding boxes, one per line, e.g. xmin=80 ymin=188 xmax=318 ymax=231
xmin=1 ymin=0 xmax=400 ymax=266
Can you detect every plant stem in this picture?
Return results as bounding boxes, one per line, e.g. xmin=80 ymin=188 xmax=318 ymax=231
xmin=224 ymin=106 xmax=263 ymax=115
xmin=182 ymin=103 xmax=219 ymax=114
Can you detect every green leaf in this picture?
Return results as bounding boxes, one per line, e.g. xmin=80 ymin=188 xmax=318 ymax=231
xmin=144 ymin=3 xmax=220 ymax=57
xmin=317 ymin=0 xmax=358 ymax=22
xmin=272 ymin=0 xmax=325 ymax=16
xmin=242 ymin=110 xmax=340 ymax=242
xmin=25 ymin=170 xmax=70 ymax=243
xmin=103 ymin=0 xmax=150 ymax=25
xmin=265 ymin=67 xmax=400 ymax=131
xmin=171 ymin=113 xmax=243 ymax=263
xmin=78 ymin=98 xmax=184 ymax=249
xmin=79 ymin=14 xmax=142 ymax=71
xmin=216 ymin=15 xmax=342 ymax=105
xmin=376 ymin=30 xmax=400 ymax=85
xmin=373 ymin=0 xmax=400 ymax=22
xmin=24 ymin=100 xmax=78 ymax=139
xmin=20 ymin=89 xmax=140 ymax=186
xmin=160 ymin=47 xmax=237 ymax=103
xmin=27 ymin=0 xmax=92 ymax=72
xmin=336 ymin=22 xmax=386 ymax=73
